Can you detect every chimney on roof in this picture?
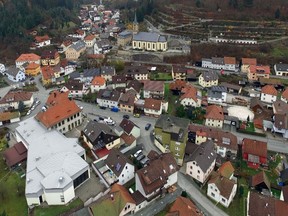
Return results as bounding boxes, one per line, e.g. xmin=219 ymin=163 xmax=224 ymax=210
xmin=54 ymin=92 xmax=56 ymax=98
xmin=110 ymin=194 xmax=114 ymax=201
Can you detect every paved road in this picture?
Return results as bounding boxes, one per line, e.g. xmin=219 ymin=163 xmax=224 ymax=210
xmin=178 ymin=171 xmax=229 ymax=216
xmin=133 ymin=187 xmax=182 ymax=216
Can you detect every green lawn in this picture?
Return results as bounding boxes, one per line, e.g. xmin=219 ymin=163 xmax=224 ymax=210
xmin=33 ymin=198 xmax=83 ymax=216
xmin=239 ymin=121 xmax=255 ymax=132
xmin=150 ymin=72 xmax=172 ymax=81
xmin=164 ymin=83 xmax=180 ymax=115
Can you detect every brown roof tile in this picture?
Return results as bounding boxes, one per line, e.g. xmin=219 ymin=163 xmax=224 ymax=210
xmin=242 ymin=138 xmax=267 ymax=158
xmin=282 ymin=88 xmax=288 ymax=100
xmin=91 ymin=76 xmax=105 ymax=86
xmin=224 ymin=57 xmax=236 ymax=65
xmin=144 ymin=98 xmax=162 ymax=111
xmin=180 ymin=85 xmax=198 ymax=102
xmin=41 ymin=50 xmax=59 ymax=59
xmin=261 ymin=85 xmax=278 ymax=96
xmin=205 ymin=105 xmax=224 ymax=121
xmin=35 ymin=35 xmax=50 ymax=43
xmin=0 ymin=91 xmax=33 ymax=104
xmin=242 ymin=58 xmax=257 ymax=65
xmin=250 ymin=171 xmax=270 ymax=190
xmin=142 ymin=80 xmax=164 ymax=92
xmin=249 ymin=65 xmax=270 ymax=74
xmin=16 ymin=53 xmax=40 ymax=62
xmin=217 ymin=161 xmax=234 ymax=179
xmin=119 ymin=118 xmax=138 ymax=134
xmin=166 ymin=196 xmax=203 ymax=216
xmin=208 ymin=175 xmax=236 ymax=199
xmin=169 ymin=80 xmax=188 ymax=91
xmin=3 ymin=142 xmax=27 ymax=167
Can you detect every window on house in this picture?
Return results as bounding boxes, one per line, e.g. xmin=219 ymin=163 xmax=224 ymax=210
xmin=122 ymin=174 xmax=124 ymax=177
xmin=198 ymin=170 xmax=200 ymax=174
xmin=190 ymin=171 xmax=192 ymax=175
xmin=222 ymin=198 xmax=226 ymax=203
xmin=211 ymin=193 xmax=215 ymax=197
xmin=60 ymin=195 xmax=65 ymax=202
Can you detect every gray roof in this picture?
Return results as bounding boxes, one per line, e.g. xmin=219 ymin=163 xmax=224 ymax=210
xmin=69 ymin=71 xmax=81 ymax=79
xmin=101 ymin=66 xmax=115 ymax=76
xmin=70 ymin=40 xmax=86 ymax=52
xmin=97 ymin=89 xmax=121 ymax=102
xmin=187 ymin=140 xmax=216 ymax=173
xmin=208 ymin=89 xmax=222 ymax=99
xmin=275 ymin=63 xmax=288 ymax=72
xmin=211 ymin=86 xmax=227 ymax=93
xmin=118 ymin=31 xmax=132 ymax=38
xmin=133 ymin=32 xmax=167 ymax=43
xmin=201 ymin=71 xmax=218 ymax=82
xmin=220 ymin=82 xmax=242 ymax=91
xmin=83 ymin=68 xmax=100 ymax=77
xmin=155 ymin=115 xmax=190 ymax=142
xmin=212 ymin=57 xmax=224 ymax=65
xmin=95 ymin=39 xmax=110 ymax=48
xmin=6 ymin=66 xmax=23 ymax=77
xmin=15 ymin=117 xmax=87 ymax=196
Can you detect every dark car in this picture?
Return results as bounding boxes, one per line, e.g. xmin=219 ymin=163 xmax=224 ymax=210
xmin=99 ymin=106 xmax=107 ymax=110
xmin=123 ymin=115 xmax=130 ymax=119
xmin=30 ymin=77 xmax=35 ymax=81
xmin=145 ymin=123 xmax=152 ymax=130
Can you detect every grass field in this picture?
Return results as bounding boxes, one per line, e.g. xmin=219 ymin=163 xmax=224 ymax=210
xmin=150 ymin=72 xmax=173 ymax=81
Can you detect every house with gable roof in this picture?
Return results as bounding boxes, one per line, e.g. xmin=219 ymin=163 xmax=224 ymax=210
xmin=186 ymin=140 xmax=216 ymax=184
xmin=143 ymin=80 xmax=164 ymax=99
xmin=241 ymin=58 xmax=257 ymax=73
xmin=119 ymin=89 xmax=138 ymax=113
xmin=205 ymin=105 xmax=224 ymax=128
xmin=172 ymin=65 xmax=187 ymax=81
xmin=272 ymin=100 xmax=288 ymax=138
xmin=24 ymin=62 xmax=41 ymax=77
xmin=104 ymin=148 xmax=135 ymax=185
xmin=65 ymin=40 xmax=86 ymax=60
xmin=242 ymin=138 xmax=267 ymax=169
xmin=281 ymin=88 xmax=288 ymax=103
xmin=61 ymin=80 xmax=86 ymax=98
xmin=84 ymin=34 xmax=96 ymax=47
xmin=132 ymin=32 xmax=167 ymax=52
xmin=89 ymin=183 xmax=136 ymax=216
xmin=207 ymin=161 xmax=237 ymax=207
xmin=0 ymin=90 xmax=34 ymax=110
xmin=274 ymin=63 xmax=288 ymax=77
xmin=97 ymin=89 xmax=122 ymax=108
xmin=180 ymin=85 xmax=201 ymax=107
xmin=198 ymin=71 xmax=218 ymax=88
xmin=119 ymin=118 xmax=140 ymax=139
xmin=135 ymin=151 xmax=178 ymax=200
xmin=15 ymin=53 xmax=41 ymax=68
xmin=6 ymin=66 xmax=26 ymax=82
xmin=123 ymin=65 xmax=149 ymax=80
xmin=208 ymin=86 xmax=227 ymax=104
xmin=248 ymin=65 xmax=270 ymax=81
xmin=90 ymin=76 xmax=106 ymax=93
xmin=35 ymin=90 xmax=83 ymax=134
xmin=260 ymin=85 xmax=278 ymax=104
xmin=144 ymin=98 xmax=163 ymax=117
xmin=117 ymin=31 xmax=133 ymax=47
xmin=34 ymin=35 xmax=51 ymax=48
xmin=249 ymin=171 xmax=271 ymax=193
xmin=101 ymin=66 xmax=115 ymax=81
xmin=41 ymin=50 xmax=60 ymax=66
xmin=167 ymin=196 xmax=203 ymax=216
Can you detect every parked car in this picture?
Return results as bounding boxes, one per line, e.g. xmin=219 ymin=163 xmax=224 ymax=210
xmin=133 ymin=150 xmax=143 ymax=158
xmin=30 ymin=105 xmax=35 ymax=111
xmin=136 ymin=154 xmax=145 ymax=161
xmin=111 ymin=106 xmax=119 ymax=112
xmin=123 ymin=115 xmax=130 ymax=119
xmin=35 ymin=100 xmax=40 ymax=106
xmin=140 ymin=157 xmax=150 ymax=166
xmin=99 ymin=106 xmax=107 ymax=110
xmin=133 ymin=113 xmax=140 ymax=118
xmin=26 ymin=110 xmax=31 ymax=116
xmin=104 ymin=117 xmax=115 ymax=126
xmin=145 ymin=123 xmax=152 ymax=130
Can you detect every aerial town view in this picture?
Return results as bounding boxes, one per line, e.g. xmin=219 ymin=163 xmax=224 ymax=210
xmin=1 ymin=0 xmax=288 ymax=215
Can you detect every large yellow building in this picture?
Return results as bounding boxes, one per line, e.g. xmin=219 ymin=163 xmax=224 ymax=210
xmin=24 ymin=62 xmax=41 ymax=76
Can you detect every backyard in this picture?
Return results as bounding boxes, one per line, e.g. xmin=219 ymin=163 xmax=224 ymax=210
xmin=150 ymin=72 xmax=173 ymax=81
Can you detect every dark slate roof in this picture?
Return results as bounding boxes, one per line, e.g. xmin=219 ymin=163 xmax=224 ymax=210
xmin=127 ymin=80 xmax=142 ymax=93
xmin=83 ymin=121 xmax=119 ymax=150
xmin=70 ymin=40 xmax=86 ymax=52
xmin=133 ymin=32 xmax=167 ymax=43
xmin=6 ymin=66 xmax=23 ymax=77
xmin=208 ymin=89 xmax=222 ymax=99
xmin=101 ymin=66 xmax=115 ymax=76
xmin=97 ymin=89 xmax=121 ymax=102
xmin=118 ymin=31 xmax=132 ymax=38
xmin=105 ymin=148 xmax=133 ymax=177
xmin=119 ymin=118 xmax=139 ymax=134
xmin=69 ymin=71 xmax=81 ymax=79
xmin=201 ymin=71 xmax=218 ymax=82
xmin=83 ymin=68 xmax=101 ymax=78
xmin=186 ymin=140 xmax=216 ymax=173
xmin=123 ymin=65 xmax=148 ymax=75
xmin=275 ymin=63 xmax=288 ymax=72
xmin=64 ymin=80 xmax=83 ymax=91
xmin=131 ymin=191 xmax=146 ymax=205
xmin=212 ymin=57 xmax=224 ymax=65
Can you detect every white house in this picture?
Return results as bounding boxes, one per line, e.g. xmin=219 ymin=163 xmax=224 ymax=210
xmin=60 ymin=60 xmax=76 ymax=76
xmin=272 ymin=100 xmax=288 ymax=138
xmin=6 ymin=66 xmax=26 ymax=82
xmin=281 ymin=88 xmax=288 ymax=103
xmin=207 ymin=86 xmax=227 ymax=104
xmin=100 ymin=66 xmax=115 ymax=82
xmin=104 ymin=149 xmax=135 ymax=185
xmin=274 ymin=63 xmax=288 ymax=77
xmin=0 ymin=63 xmax=5 ymax=74
xmin=84 ymin=35 xmax=96 ymax=48
xmin=144 ymin=98 xmax=163 ymax=117
xmin=198 ymin=71 xmax=218 ymax=88
xmin=143 ymin=80 xmax=164 ymax=99
xmin=180 ymin=85 xmax=201 ymax=107
xmin=186 ymin=140 xmax=216 ymax=184
xmin=69 ymin=29 xmax=86 ymax=40
xmin=135 ymin=152 xmax=178 ymax=199
xmin=34 ymin=35 xmax=51 ymax=48
xmin=90 ymin=76 xmax=106 ymax=93
xmin=260 ymin=85 xmax=278 ymax=104
xmin=15 ymin=117 xmax=89 ymax=206
xmin=61 ymin=80 xmax=86 ymax=98
xmin=0 ymin=91 xmax=34 ymax=110
xmin=205 ymin=105 xmax=224 ymax=128
xmin=207 ymin=161 xmax=237 ymax=207
xmin=119 ymin=118 xmax=141 ymax=139
xmin=96 ymin=89 xmax=121 ymax=108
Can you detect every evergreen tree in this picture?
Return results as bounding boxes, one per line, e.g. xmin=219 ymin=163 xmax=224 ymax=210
xmin=275 ymin=8 xmax=281 ymax=19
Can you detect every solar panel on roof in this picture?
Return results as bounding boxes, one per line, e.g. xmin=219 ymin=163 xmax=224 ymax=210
xmin=115 ymin=162 xmax=121 ymax=172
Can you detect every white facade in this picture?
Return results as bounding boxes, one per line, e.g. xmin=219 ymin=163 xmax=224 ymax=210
xmin=134 ymin=73 xmax=148 ymax=80
xmin=205 ymin=119 xmax=224 ymax=128
xmin=202 ymin=59 xmax=212 ymax=68
xmin=91 ymin=83 xmax=106 ymax=93
xmin=0 ymin=63 xmax=5 ymax=74
xmin=97 ymin=98 xmax=120 ymax=108
xmin=180 ymin=98 xmax=201 ymax=107
xmin=207 ymin=92 xmax=227 ymax=104
xmin=143 ymin=90 xmax=164 ymax=99
xmin=16 ymin=59 xmax=41 ymax=68
xmin=51 ymin=112 xmax=83 ymax=134
xmin=281 ymin=96 xmax=288 ymax=104
xmin=36 ymin=39 xmax=51 ymax=48
xmin=7 ymin=69 xmax=26 ymax=82
xmin=224 ymin=64 xmax=236 ymax=71
xmin=85 ymin=38 xmax=96 ymax=48
xmin=61 ymin=86 xmax=86 ymax=98
xmin=274 ymin=64 xmax=288 ymax=76
xmin=260 ymin=93 xmax=277 ymax=104
xmin=186 ymin=159 xmax=215 ymax=184
xmin=60 ymin=65 xmax=76 ymax=76
xmin=117 ymin=163 xmax=135 ymax=185
xmin=207 ymin=182 xmax=237 ymax=208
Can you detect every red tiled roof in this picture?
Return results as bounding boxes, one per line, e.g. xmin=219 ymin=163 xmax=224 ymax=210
xmin=169 ymin=80 xmax=188 ymax=91
xmin=16 ymin=53 xmax=40 ymax=62
xmin=3 ymin=142 xmax=27 ymax=167
xmin=205 ymin=105 xmax=224 ymax=121
xmin=85 ymin=34 xmax=96 ymax=41
xmin=25 ymin=62 xmax=40 ymax=69
xmin=41 ymin=50 xmax=59 ymax=59
xmin=261 ymin=85 xmax=278 ymax=96
xmin=242 ymin=138 xmax=267 ymax=158
xmin=249 ymin=65 xmax=270 ymax=74
xmin=250 ymin=171 xmax=270 ymax=190
xmin=224 ymin=57 xmax=236 ymax=65
xmin=41 ymin=66 xmax=55 ymax=80
xmin=167 ymin=196 xmax=203 ymax=216
xmin=180 ymin=85 xmax=198 ymax=102
xmin=0 ymin=91 xmax=33 ymax=104
xmin=144 ymin=98 xmax=162 ymax=111
xmin=218 ymin=161 xmax=234 ymax=179
xmin=142 ymin=80 xmax=164 ymax=92
xmin=91 ymin=76 xmax=105 ymax=86
xmin=282 ymin=88 xmax=288 ymax=100
xmin=35 ymin=35 xmax=50 ymax=43
xmin=110 ymin=184 xmax=136 ymax=204
xmin=120 ymin=133 xmax=136 ymax=145
xmin=242 ymin=58 xmax=257 ymax=65
xmin=35 ymin=91 xmax=81 ymax=128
